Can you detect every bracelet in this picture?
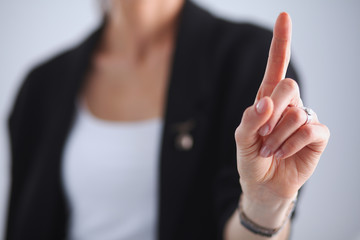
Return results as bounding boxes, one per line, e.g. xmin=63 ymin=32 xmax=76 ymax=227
xmin=238 ymin=194 xmax=297 ymax=238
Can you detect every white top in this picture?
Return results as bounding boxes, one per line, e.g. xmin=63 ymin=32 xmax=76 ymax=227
xmin=62 ymin=100 xmax=163 ymax=240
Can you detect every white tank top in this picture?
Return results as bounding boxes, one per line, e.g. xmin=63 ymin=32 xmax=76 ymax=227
xmin=62 ymin=100 xmax=163 ymax=240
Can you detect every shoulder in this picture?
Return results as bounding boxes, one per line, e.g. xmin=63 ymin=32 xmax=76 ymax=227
xmin=191 ymin=4 xmax=299 ymax=98
xmin=190 ymin=2 xmax=273 ymax=57
xmin=30 ymin=48 xmax=75 ymax=78
xmin=19 ymin=48 xmax=75 ymax=94
xmin=213 ymin=17 xmax=273 ymax=51
xmin=211 ymin=17 xmax=273 ymax=73
xmin=209 ymin=17 xmax=273 ymax=82
xmin=199 ymin=10 xmax=274 ymax=103
xmin=8 ymin=24 xmax=102 ymax=124
xmin=183 ymin=1 xmax=273 ymax=62
xmin=8 ymin=48 xmax=74 ymax=120
xmin=186 ymin=2 xmax=273 ymax=82
xmin=12 ymin=23 xmax=102 ymax=101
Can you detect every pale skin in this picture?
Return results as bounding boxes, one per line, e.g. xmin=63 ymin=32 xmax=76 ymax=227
xmin=85 ymin=1 xmax=330 ymax=239
xmin=83 ymin=0 xmax=183 ymax=121
xmin=227 ymin=13 xmax=330 ymax=239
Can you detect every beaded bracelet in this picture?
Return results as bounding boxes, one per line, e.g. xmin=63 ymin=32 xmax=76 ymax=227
xmin=238 ymin=194 xmax=297 ymax=238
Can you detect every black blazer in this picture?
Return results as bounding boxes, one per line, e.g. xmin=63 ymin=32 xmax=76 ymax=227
xmin=6 ymin=1 xmax=299 ymax=239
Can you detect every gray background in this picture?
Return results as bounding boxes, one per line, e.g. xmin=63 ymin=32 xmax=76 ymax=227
xmin=0 ymin=0 xmax=359 ymax=239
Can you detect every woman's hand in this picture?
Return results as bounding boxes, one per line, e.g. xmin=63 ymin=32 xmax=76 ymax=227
xmin=234 ymin=12 xmax=330 ymax=227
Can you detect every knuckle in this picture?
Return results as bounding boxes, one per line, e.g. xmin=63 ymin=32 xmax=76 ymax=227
xmin=286 ymin=108 xmax=304 ymax=124
xmin=263 ymin=139 xmax=276 ymax=151
xmin=281 ymin=78 xmax=299 ymax=93
xmin=235 ymin=106 xmax=253 ymax=142
xmin=325 ymin=125 xmax=331 ymax=138
xmin=241 ymin=106 xmax=253 ymax=123
xmin=234 ymin=126 xmax=242 ymax=141
xmin=300 ymin=125 xmax=314 ymax=140
xmin=271 ymin=55 xmax=285 ymax=64
xmin=320 ymin=124 xmax=331 ymax=141
xmin=283 ymin=139 xmax=297 ymax=153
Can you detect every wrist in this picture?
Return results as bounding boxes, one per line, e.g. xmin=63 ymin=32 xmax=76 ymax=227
xmin=240 ymin=192 xmax=297 ymax=229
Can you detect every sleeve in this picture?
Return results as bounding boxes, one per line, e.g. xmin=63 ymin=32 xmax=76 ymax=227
xmin=6 ymin=68 xmax=40 ymax=239
xmin=8 ymin=67 xmax=42 ymax=187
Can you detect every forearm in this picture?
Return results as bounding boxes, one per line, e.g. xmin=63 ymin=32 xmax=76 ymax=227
xmin=224 ymin=193 xmax=296 ymax=240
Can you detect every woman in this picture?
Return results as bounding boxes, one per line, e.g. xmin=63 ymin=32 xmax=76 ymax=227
xmin=6 ymin=0 xmax=330 ymax=239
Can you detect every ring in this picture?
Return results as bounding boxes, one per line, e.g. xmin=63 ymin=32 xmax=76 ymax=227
xmin=301 ymin=106 xmax=314 ymax=125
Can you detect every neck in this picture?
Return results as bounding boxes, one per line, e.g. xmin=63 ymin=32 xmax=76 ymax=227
xmin=101 ymin=0 xmax=184 ymax=55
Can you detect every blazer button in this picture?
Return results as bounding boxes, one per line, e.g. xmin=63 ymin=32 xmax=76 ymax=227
xmin=175 ymin=132 xmax=193 ymax=151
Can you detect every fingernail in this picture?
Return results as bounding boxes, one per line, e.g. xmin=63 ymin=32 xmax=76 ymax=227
xmin=274 ymin=149 xmax=284 ymax=159
xmin=260 ymin=145 xmax=271 ymax=158
xmin=258 ymin=125 xmax=269 ymax=136
xmin=256 ymin=98 xmax=267 ymax=114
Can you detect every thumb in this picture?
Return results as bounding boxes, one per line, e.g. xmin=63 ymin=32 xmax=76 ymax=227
xmin=235 ymin=97 xmax=273 ymax=147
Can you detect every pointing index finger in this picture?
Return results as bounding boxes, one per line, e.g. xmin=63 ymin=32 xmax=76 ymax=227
xmin=256 ymin=12 xmax=292 ymax=100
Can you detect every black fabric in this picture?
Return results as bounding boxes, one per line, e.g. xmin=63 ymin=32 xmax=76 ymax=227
xmin=6 ymin=1 xmax=299 ymax=240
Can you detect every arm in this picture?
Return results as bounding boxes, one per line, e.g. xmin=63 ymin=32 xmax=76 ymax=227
xmin=224 ymin=195 xmax=293 ymax=240
xmin=224 ymin=12 xmax=329 ymax=239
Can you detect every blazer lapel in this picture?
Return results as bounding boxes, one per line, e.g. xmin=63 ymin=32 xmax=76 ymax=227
xmin=157 ymin=1 xmax=217 ymax=239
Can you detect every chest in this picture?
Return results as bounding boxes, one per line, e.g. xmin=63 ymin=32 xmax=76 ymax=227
xmin=81 ymin=47 xmax=172 ymax=122
xmin=62 ymin=102 xmax=164 ymax=239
